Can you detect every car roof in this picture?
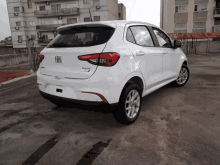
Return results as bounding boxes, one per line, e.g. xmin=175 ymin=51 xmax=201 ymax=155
xmin=57 ymin=20 xmax=159 ymax=32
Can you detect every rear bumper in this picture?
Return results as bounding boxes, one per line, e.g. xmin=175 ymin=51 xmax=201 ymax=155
xmin=39 ymin=90 xmax=118 ymax=112
xmin=37 ymin=63 xmax=127 ymax=104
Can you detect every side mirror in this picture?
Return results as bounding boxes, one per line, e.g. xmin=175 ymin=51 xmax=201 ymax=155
xmin=174 ymin=40 xmax=182 ymax=49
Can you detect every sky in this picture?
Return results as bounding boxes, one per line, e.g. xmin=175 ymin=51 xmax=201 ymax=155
xmin=0 ymin=0 xmax=160 ymax=40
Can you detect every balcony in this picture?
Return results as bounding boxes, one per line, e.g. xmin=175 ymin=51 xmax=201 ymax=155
xmin=34 ymin=8 xmax=79 ymax=17
xmin=33 ymin=0 xmax=76 ymax=3
xmin=38 ymin=39 xmax=53 ymax=43
xmin=213 ymin=25 xmax=220 ymax=32
xmin=36 ymin=24 xmax=65 ymax=31
xmin=214 ymin=8 xmax=220 ymax=17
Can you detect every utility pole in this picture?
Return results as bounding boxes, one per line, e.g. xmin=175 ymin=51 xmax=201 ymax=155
xmin=89 ymin=8 xmax=93 ymax=22
xmin=28 ymin=38 xmax=34 ymax=72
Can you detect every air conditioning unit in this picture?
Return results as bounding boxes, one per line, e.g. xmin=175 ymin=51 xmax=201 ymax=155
xmin=18 ymin=40 xmax=22 ymax=43
xmin=14 ymin=12 xmax=18 ymax=16
xmin=96 ymin=6 xmax=101 ymax=10
xmin=58 ymin=16 xmax=62 ymax=20
xmin=46 ymin=1 xmax=50 ymax=5
xmin=15 ymin=26 xmax=19 ymax=30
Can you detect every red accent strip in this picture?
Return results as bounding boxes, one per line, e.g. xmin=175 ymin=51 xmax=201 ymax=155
xmin=81 ymin=92 xmax=109 ymax=103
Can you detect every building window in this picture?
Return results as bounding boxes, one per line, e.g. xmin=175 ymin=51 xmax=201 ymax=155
xmin=193 ymin=22 xmax=206 ymax=28
xmin=67 ymin=18 xmax=77 ymax=24
xmin=23 ymin=21 xmax=27 ymax=26
xmin=31 ymin=35 xmax=36 ymax=39
xmin=18 ymin=36 xmax=23 ymax=41
xmin=175 ymin=6 xmax=178 ymax=13
xmin=119 ymin=13 xmax=121 ymax=17
xmin=194 ymin=4 xmax=207 ymax=12
xmin=175 ymin=23 xmax=187 ymax=29
xmin=93 ymin=16 xmax=100 ymax=21
xmin=29 ymin=21 xmax=35 ymax=26
xmin=39 ymin=6 xmax=46 ymax=11
xmin=84 ymin=17 xmax=91 ymax=22
xmin=93 ymin=0 xmax=100 ymax=6
xmin=83 ymin=0 xmax=89 ymax=4
xmin=16 ymin=21 xmax=21 ymax=26
xmin=28 ymin=0 xmax=32 ymax=8
xmin=14 ymin=7 xmax=19 ymax=12
xmin=175 ymin=5 xmax=188 ymax=13
xmin=51 ymin=4 xmax=61 ymax=10
xmin=42 ymin=35 xmax=48 ymax=39
xmin=21 ymin=7 xmax=25 ymax=12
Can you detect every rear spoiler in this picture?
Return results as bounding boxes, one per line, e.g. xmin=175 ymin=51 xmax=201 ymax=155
xmin=57 ymin=22 xmax=116 ymax=34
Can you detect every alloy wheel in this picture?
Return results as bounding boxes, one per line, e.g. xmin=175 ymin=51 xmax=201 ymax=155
xmin=125 ymin=89 xmax=140 ymax=119
xmin=176 ymin=67 xmax=188 ymax=85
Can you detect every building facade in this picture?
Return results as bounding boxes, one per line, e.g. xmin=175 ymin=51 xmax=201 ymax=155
xmin=118 ymin=3 xmax=126 ymax=20
xmin=6 ymin=0 xmax=126 ymax=48
xmin=160 ymin=0 xmax=220 ymax=34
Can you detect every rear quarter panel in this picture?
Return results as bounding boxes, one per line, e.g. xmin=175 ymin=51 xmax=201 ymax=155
xmin=103 ymin=22 xmax=146 ymax=95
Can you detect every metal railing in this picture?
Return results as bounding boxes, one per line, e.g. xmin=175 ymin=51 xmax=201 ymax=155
xmin=34 ymin=8 xmax=79 ymax=17
xmin=36 ymin=24 xmax=65 ymax=31
xmin=214 ymin=7 xmax=220 ymax=15
xmin=38 ymin=39 xmax=53 ymax=43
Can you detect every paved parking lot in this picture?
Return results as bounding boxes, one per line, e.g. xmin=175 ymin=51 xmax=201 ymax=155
xmin=0 ymin=54 xmax=220 ymax=165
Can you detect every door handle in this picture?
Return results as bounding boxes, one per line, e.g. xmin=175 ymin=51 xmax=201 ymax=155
xmin=136 ymin=51 xmax=145 ymax=56
xmin=163 ymin=51 xmax=168 ymax=54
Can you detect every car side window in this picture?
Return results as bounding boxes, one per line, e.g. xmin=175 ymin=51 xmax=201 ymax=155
xmin=129 ymin=26 xmax=154 ymax=47
xmin=126 ymin=28 xmax=136 ymax=44
xmin=152 ymin=28 xmax=172 ymax=48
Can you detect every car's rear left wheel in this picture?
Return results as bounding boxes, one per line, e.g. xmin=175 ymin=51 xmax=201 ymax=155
xmin=113 ymin=83 xmax=142 ymax=125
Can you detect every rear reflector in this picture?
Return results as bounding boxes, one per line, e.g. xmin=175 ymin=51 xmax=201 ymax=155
xmin=78 ymin=53 xmax=120 ymax=67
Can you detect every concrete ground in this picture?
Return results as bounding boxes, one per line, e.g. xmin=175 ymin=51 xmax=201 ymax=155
xmin=0 ymin=54 xmax=220 ymax=165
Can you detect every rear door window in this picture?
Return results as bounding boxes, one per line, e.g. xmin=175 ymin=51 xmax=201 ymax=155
xmin=47 ymin=26 xmax=115 ymax=48
xmin=129 ymin=26 xmax=154 ymax=47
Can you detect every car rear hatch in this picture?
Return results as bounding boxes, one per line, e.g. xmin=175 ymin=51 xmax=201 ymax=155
xmin=40 ymin=22 xmax=116 ymax=79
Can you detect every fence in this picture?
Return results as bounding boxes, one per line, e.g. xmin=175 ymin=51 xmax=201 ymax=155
xmin=0 ymin=46 xmax=45 ymax=71
xmin=168 ymin=32 xmax=220 ymax=55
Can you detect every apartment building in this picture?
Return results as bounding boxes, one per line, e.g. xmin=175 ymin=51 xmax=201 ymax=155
xmin=6 ymin=0 xmax=126 ymax=48
xmin=160 ymin=0 xmax=220 ymax=34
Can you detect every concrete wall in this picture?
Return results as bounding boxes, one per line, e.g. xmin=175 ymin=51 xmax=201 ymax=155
xmin=0 ymin=54 xmax=29 ymax=67
xmin=181 ymin=40 xmax=220 ymax=54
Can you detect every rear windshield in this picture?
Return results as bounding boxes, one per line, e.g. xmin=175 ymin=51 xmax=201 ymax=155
xmin=47 ymin=26 xmax=115 ymax=48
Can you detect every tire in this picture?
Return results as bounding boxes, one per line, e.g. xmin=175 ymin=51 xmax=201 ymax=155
xmin=113 ymin=83 xmax=142 ymax=125
xmin=172 ymin=64 xmax=190 ymax=87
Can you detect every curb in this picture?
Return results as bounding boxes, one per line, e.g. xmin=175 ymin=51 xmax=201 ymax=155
xmin=0 ymin=72 xmax=37 ymax=86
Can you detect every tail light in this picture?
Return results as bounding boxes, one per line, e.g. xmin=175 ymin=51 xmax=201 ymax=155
xmin=78 ymin=53 xmax=120 ymax=67
xmin=39 ymin=54 xmax=44 ymax=63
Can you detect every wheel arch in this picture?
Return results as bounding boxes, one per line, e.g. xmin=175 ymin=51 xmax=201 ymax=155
xmin=120 ymin=76 xmax=144 ymax=99
xmin=183 ymin=60 xmax=188 ymax=66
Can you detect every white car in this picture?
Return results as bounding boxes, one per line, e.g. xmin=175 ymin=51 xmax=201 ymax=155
xmin=37 ymin=20 xmax=189 ymax=125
